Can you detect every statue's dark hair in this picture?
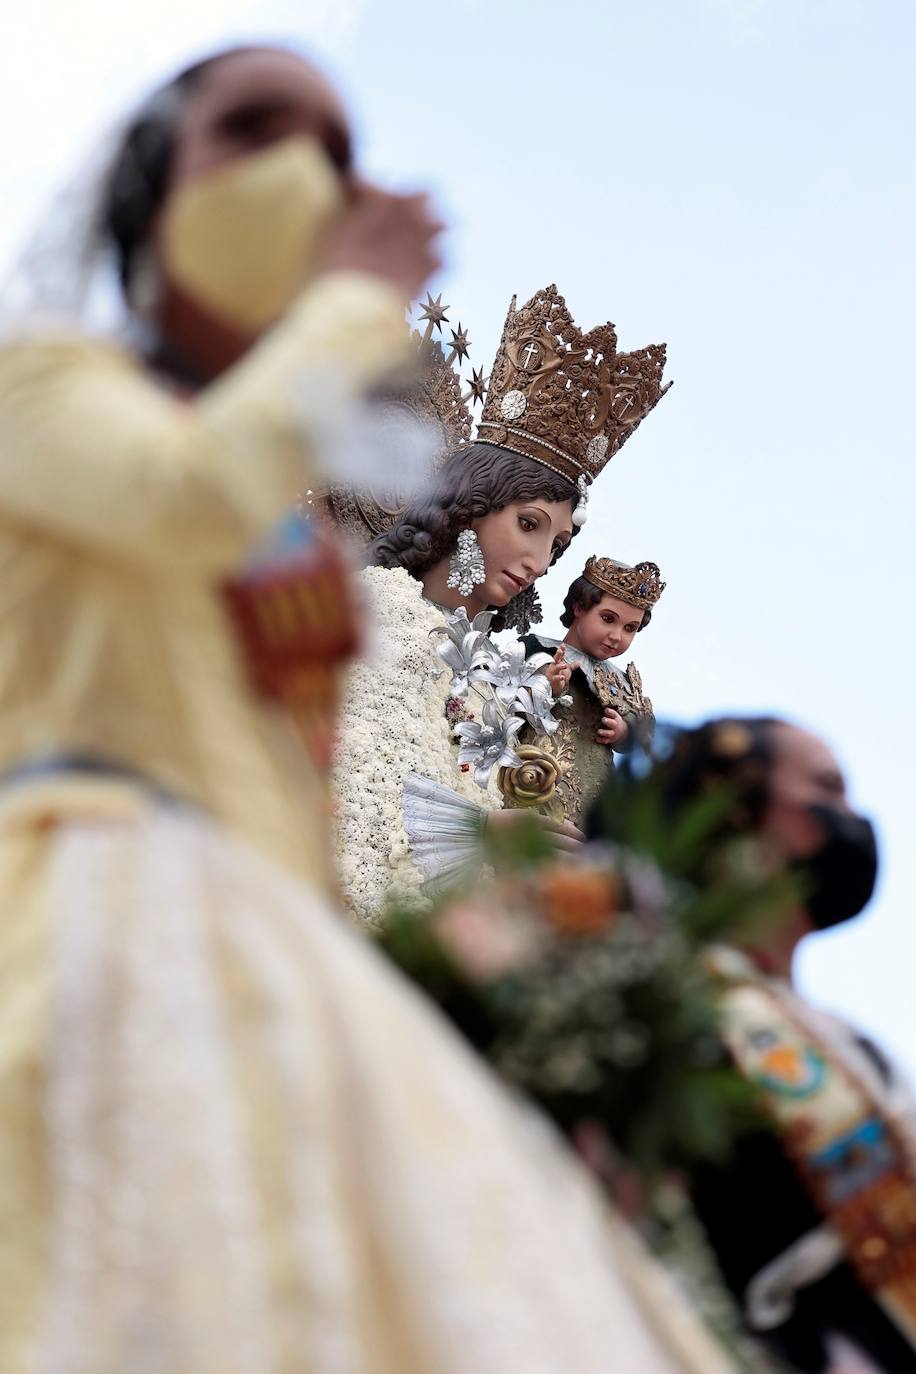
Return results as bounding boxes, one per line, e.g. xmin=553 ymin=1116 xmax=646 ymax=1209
xmin=560 ymin=574 xmax=652 ymax=630
xmin=367 ymin=443 xmax=579 ymax=630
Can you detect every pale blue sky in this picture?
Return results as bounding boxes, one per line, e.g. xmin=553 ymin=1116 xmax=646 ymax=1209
xmin=3 ymin=0 xmax=915 ymax=1071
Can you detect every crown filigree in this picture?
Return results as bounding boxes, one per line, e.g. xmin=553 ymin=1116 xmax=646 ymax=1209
xmin=583 ymin=556 xmax=666 ymax=610
xmin=326 ymin=294 xmax=483 ymax=544
xmin=477 ymin=284 xmax=671 ymax=487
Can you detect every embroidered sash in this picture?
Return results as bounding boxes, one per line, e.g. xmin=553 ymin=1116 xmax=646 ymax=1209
xmin=710 ymin=950 xmax=916 ymax=1346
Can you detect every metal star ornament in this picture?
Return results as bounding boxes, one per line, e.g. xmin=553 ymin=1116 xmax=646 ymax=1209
xmin=448 ymin=324 xmax=471 ymax=362
xmin=419 ymin=292 xmax=449 ymax=332
xmin=466 ymin=367 xmax=488 ymax=405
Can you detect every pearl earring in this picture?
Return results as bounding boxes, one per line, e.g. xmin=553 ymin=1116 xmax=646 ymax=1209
xmin=572 ymin=475 xmax=590 ymax=527
xmin=447 ymin=529 xmax=486 ymax=598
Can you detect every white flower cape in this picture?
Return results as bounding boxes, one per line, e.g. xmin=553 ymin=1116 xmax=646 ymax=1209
xmin=333 ymin=566 xmax=503 ymax=926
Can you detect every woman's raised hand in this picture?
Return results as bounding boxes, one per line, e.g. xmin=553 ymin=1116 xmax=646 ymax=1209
xmin=316 ymin=183 xmax=445 ymax=300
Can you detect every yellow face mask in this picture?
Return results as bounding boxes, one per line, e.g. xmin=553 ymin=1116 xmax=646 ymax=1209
xmin=160 ymin=135 xmax=345 ymax=333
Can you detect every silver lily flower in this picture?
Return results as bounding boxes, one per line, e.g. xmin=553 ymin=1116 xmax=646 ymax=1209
xmin=430 ymin=606 xmax=499 ymax=697
xmin=455 ymin=699 xmax=524 ymax=788
xmin=514 ymin=680 xmax=560 ymax=735
xmin=474 ymin=645 xmax=555 ymax=707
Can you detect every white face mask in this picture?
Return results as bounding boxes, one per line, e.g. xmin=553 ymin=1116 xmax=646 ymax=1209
xmin=160 ymin=135 xmax=345 ymax=333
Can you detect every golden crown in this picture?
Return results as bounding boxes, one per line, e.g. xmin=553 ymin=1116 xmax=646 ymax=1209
xmin=583 ymin=556 xmax=666 ymax=610
xmin=477 ymin=284 xmax=671 ymax=487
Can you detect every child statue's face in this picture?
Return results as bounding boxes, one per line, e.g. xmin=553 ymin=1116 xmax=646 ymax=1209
xmin=568 ymin=593 xmax=644 ymax=661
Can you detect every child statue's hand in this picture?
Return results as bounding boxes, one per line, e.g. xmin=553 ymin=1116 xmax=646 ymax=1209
xmin=544 ymin=646 xmax=572 ymax=695
xmin=596 ymin=708 xmax=629 ymax=748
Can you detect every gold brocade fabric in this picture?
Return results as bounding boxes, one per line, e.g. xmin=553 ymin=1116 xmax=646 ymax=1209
xmin=549 ymin=672 xmax=614 ymax=829
xmin=508 ymin=669 xmax=613 ymax=829
xmin=511 ymin=637 xmax=655 ymax=829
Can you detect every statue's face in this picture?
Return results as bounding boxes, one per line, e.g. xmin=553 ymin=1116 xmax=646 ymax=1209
xmin=568 ymin=593 xmax=644 ymax=661
xmin=472 ymin=498 xmax=573 ymax=607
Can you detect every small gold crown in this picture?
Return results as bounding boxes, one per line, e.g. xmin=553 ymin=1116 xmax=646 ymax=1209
xmin=583 ymin=556 xmax=666 ymax=610
xmin=477 ymin=284 xmax=671 ymax=486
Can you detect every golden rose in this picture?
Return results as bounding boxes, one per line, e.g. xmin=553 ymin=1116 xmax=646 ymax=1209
xmin=498 ymin=745 xmax=560 ymax=808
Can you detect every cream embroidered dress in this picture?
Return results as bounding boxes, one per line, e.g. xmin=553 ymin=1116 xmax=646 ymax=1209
xmin=0 ymin=273 xmax=726 ymax=1373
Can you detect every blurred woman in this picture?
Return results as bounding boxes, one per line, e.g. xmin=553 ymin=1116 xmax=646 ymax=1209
xmin=0 ymin=46 xmax=709 ymax=1374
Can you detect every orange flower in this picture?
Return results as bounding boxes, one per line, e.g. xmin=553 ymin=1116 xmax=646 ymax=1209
xmin=540 ymin=865 xmax=622 ymax=935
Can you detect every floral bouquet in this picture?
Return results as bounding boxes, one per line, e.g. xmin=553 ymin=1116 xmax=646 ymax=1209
xmin=382 ymin=770 xmax=794 ymax=1373
xmin=379 ymin=793 xmax=784 ymax=1178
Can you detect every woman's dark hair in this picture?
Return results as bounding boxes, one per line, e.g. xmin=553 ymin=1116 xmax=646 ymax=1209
xmin=367 ymin=443 xmax=578 ymax=630
xmin=560 ymin=574 xmax=651 ymax=630
xmin=586 ymin=716 xmax=783 ymax=872
xmin=648 ymin=717 xmax=781 ymax=832
xmin=100 ymin=56 xmax=224 ymax=296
